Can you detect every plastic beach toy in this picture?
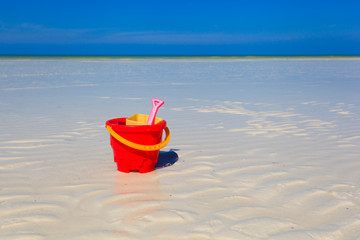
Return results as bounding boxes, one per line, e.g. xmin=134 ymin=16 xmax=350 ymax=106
xmin=126 ymin=113 xmax=163 ymax=126
xmin=105 ymin=99 xmax=170 ymax=173
xmin=147 ymin=98 xmax=164 ymax=125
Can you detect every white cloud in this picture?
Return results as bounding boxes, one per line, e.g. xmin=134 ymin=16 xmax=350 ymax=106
xmin=99 ymin=31 xmax=306 ymax=44
xmin=0 ymin=22 xmax=346 ymax=45
xmin=0 ymin=23 xmax=94 ymax=44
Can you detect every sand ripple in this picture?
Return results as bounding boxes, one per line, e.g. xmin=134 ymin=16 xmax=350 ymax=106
xmin=1 ymin=59 xmax=360 ymax=239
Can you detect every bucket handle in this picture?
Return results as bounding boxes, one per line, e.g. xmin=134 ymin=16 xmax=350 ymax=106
xmin=106 ymin=125 xmax=171 ymax=151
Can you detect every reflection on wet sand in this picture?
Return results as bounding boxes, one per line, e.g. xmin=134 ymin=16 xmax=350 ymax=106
xmin=112 ymin=171 xmax=169 ymax=226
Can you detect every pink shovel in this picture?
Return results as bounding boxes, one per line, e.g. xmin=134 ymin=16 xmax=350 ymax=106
xmin=147 ymin=98 xmax=165 ymax=125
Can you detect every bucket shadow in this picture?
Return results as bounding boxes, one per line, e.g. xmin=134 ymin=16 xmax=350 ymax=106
xmin=156 ymin=149 xmax=179 ymax=169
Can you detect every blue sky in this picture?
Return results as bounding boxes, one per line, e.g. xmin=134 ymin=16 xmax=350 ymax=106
xmin=0 ymin=0 xmax=359 ymax=55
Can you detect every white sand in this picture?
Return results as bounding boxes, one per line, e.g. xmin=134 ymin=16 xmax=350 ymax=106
xmin=1 ymin=58 xmax=360 ymax=239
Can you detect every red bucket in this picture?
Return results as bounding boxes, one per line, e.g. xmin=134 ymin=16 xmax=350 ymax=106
xmin=105 ymin=118 xmax=170 ymax=173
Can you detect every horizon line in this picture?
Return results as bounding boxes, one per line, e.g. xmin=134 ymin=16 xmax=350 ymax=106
xmin=1 ymin=54 xmax=360 ymax=59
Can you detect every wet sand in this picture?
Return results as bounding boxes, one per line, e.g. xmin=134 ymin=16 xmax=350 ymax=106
xmin=1 ymin=58 xmax=360 ymax=239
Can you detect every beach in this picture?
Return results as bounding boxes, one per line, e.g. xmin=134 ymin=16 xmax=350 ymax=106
xmin=1 ymin=58 xmax=360 ymax=239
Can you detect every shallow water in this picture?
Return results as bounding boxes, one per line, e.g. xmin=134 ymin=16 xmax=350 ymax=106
xmin=1 ymin=58 xmax=360 ymax=239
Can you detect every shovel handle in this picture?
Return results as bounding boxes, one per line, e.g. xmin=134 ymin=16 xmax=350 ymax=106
xmin=147 ymin=98 xmax=164 ymax=125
